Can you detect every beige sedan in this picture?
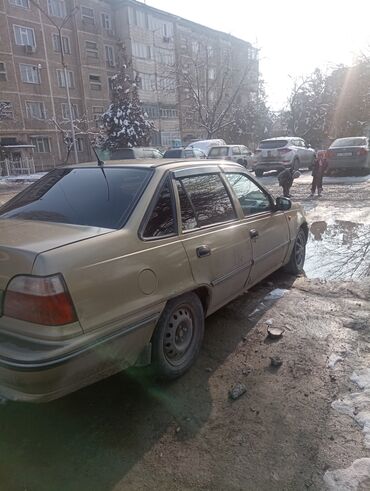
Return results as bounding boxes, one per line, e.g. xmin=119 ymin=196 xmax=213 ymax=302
xmin=0 ymin=160 xmax=307 ymax=402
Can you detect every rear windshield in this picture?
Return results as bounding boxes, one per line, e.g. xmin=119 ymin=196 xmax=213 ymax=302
xmin=259 ymin=140 xmax=288 ymax=149
xmin=109 ymin=148 xmax=136 ymax=159
xmin=331 ymin=137 xmax=367 ymax=148
xmin=208 ymin=147 xmax=228 ymax=157
xmin=0 ymin=167 xmax=152 ymax=229
xmin=163 ymin=149 xmax=182 ymax=158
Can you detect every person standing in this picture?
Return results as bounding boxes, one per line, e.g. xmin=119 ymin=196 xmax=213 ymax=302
xmin=310 ymin=151 xmax=328 ymax=197
xmin=278 ymin=167 xmax=300 ymax=198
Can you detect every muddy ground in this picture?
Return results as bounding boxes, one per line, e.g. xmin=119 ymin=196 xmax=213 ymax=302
xmin=0 ymin=172 xmax=370 ymax=491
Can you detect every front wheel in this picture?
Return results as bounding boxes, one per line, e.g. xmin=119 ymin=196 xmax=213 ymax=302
xmin=255 ymin=169 xmax=264 ymax=177
xmin=151 ymin=293 xmax=204 ymax=379
xmin=284 ymin=228 xmax=307 ymax=275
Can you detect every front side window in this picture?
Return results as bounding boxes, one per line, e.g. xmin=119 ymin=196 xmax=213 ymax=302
xmin=232 ymin=146 xmax=241 ymax=155
xmin=20 ymin=64 xmax=40 ymax=84
xmin=0 ymin=167 xmax=152 ymax=229
xmin=179 ymin=173 xmax=236 ymax=227
xmin=143 ymin=179 xmax=175 ymax=238
xmin=208 ymin=147 xmax=228 ymax=157
xmin=176 ymin=180 xmax=197 ymax=231
xmin=14 ymin=25 xmax=35 ymax=46
xmin=225 ymin=173 xmax=271 ymax=216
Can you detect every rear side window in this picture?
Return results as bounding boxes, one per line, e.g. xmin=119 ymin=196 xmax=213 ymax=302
xmin=0 ymin=167 xmax=152 ymax=229
xmin=331 ymin=137 xmax=368 ymax=148
xmin=179 ymin=173 xmax=236 ymax=227
xmin=208 ymin=147 xmax=228 ymax=157
xmin=164 ymin=149 xmax=182 ymax=158
xmin=259 ymin=140 xmax=287 ymax=149
xmin=143 ymin=179 xmax=176 ymax=238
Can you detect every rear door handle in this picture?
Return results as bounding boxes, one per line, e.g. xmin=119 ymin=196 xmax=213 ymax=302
xmin=250 ymin=229 xmax=259 ymax=239
xmin=196 ymin=245 xmax=211 ymax=258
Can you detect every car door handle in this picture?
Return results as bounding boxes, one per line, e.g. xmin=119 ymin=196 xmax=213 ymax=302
xmin=196 ymin=245 xmax=211 ymax=258
xmin=250 ymin=229 xmax=259 ymax=239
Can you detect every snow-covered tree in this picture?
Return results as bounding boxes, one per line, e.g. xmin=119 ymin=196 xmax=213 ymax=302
xmin=101 ymin=64 xmax=153 ymax=149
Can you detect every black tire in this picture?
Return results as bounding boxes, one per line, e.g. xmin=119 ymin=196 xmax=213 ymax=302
xmin=284 ymin=228 xmax=307 ymax=275
xmin=293 ymin=158 xmax=300 ymax=171
xmin=255 ymin=169 xmax=264 ymax=177
xmin=151 ymin=292 xmax=204 ymax=379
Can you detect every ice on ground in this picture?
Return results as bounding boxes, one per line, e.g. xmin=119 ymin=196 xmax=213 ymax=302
xmin=327 ymin=353 xmax=344 ymax=369
xmin=351 ymin=369 xmax=370 ymax=390
xmin=324 ymin=458 xmax=370 ymax=491
xmin=264 ymin=289 xmax=289 ymax=300
xmin=332 ymin=370 xmax=370 ymax=449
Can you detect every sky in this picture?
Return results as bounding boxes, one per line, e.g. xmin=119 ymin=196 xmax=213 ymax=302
xmin=145 ymin=0 xmax=370 ymax=110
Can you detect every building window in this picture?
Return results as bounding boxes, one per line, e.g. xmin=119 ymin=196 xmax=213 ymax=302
xmin=92 ymin=106 xmax=103 ymax=127
xmin=13 ymin=25 xmax=35 ymax=47
xmin=0 ymin=101 xmax=14 ymax=119
xmin=61 ymin=103 xmax=78 ymax=120
xmin=104 ymin=45 xmax=115 ymax=67
xmin=52 ymin=34 xmax=70 ymax=54
xmin=192 ymin=41 xmax=199 ymax=55
xmin=138 ymin=73 xmax=155 ymax=91
xmin=161 ymin=131 xmax=181 ymax=146
xmin=132 ymin=42 xmax=151 ymax=60
xmin=160 ymin=107 xmax=178 ymax=119
xmin=30 ymin=136 xmax=51 ymax=153
xmin=142 ymin=105 xmax=158 ymax=119
xmin=47 ymin=0 xmax=66 ymax=18
xmin=20 ymin=64 xmax=40 ymax=84
xmin=89 ymin=74 xmax=101 ymax=90
xmin=26 ymin=101 xmax=46 ymax=120
xmin=207 ymin=46 xmax=214 ymax=58
xmin=101 ymin=12 xmax=112 ymax=30
xmin=0 ymin=63 xmax=7 ymax=81
xmin=85 ymin=41 xmax=98 ymax=58
xmin=56 ymin=69 xmax=74 ymax=88
xmin=9 ymin=0 xmax=29 ymax=8
xmin=81 ymin=6 xmax=95 ymax=25
xmin=155 ymin=48 xmax=174 ymax=66
xmin=158 ymin=77 xmax=175 ymax=92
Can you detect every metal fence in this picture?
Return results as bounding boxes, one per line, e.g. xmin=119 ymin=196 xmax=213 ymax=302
xmin=0 ymin=158 xmax=36 ymax=177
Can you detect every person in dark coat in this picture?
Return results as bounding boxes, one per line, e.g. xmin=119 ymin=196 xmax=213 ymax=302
xmin=278 ymin=167 xmax=295 ymax=197
xmin=310 ymin=150 xmax=328 ymax=197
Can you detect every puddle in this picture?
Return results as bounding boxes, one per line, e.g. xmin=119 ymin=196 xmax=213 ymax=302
xmin=305 ymin=219 xmax=370 ymax=280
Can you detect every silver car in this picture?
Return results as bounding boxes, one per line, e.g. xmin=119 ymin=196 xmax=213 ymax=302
xmin=253 ymin=137 xmax=316 ymax=176
xmin=327 ymin=137 xmax=370 ymax=174
xmin=207 ymin=145 xmax=254 ymax=168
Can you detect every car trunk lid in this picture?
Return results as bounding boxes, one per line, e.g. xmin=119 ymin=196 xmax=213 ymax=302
xmin=0 ymin=218 xmax=111 ymax=294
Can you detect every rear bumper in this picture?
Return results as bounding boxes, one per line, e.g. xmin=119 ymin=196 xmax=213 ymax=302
xmin=253 ymin=161 xmax=291 ymax=172
xmin=328 ymin=158 xmax=369 ymax=170
xmin=0 ymin=314 xmax=158 ymax=402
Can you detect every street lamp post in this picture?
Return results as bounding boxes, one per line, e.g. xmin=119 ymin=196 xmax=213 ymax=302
xmin=30 ymin=0 xmax=79 ymax=164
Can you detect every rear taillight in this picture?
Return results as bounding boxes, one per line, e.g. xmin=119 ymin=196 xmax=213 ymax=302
xmin=4 ymin=274 xmax=77 ymax=326
xmin=278 ymin=148 xmax=291 ymax=154
xmin=357 ymin=148 xmax=368 ymax=156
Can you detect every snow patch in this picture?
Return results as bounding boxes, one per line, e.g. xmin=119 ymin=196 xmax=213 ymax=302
xmin=351 ymin=369 xmax=370 ymax=390
xmin=324 ymin=458 xmax=370 ymax=491
xmin=327 ymin=353 xmax=344 ymax=369
xmin=264 ymin=289 xmax=289 ymax=300
xmin=0 ymin=173 xmax=45 ymax=183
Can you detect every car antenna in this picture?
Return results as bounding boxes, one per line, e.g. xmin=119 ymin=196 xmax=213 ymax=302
xmin=90 ymin=142 xmax=105 ymax=166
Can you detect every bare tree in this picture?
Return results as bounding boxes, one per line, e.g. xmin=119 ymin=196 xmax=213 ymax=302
xmin=173 ymin=43 xmax=253 ymax=139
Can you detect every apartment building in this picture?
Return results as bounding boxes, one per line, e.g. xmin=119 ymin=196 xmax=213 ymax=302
xmin=0 ymin=0 xmax=258 ymax=168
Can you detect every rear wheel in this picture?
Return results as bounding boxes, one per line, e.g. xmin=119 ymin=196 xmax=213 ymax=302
xmin=293 ymin=158 xmax=300 ymax=171
xmin=284 ymin=228 xmax=307 ymax=275
xmin=151 ymin=293 xmax=204 ymax=379
xmin=255 ymin=169 xmax=264 ymax=177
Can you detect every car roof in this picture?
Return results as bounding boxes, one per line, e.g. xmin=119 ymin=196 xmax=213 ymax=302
xmin=260 ymin=136 xmax=298 ymax=141
xmin=64 ymin=159 xmax=244 ymax=172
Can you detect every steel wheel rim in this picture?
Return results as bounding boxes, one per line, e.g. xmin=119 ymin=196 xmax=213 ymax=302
xmin=163 ymin=305 xmax=194 ymax=365
xmin=295 ymin=232 xmax=306 ymax=268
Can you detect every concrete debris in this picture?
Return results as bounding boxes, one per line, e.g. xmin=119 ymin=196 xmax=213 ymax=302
xmin=270 ymin=357 xmax=283 ymax=368
xmin=267 ymin=326 xmax=284 ymax=339
xmin=229 ymin=383 xmax=247 ymax=401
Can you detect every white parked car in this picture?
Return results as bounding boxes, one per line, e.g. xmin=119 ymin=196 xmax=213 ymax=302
xmin=253 ymin=137 xmax=316 ymax=176
xmin=207 ymin=145 xmax=254 ymax=168
xmin=186 ymin=139 xmax=226 ymax=155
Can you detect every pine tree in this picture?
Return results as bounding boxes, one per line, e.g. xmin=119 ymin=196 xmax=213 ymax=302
xmin=101 ymin=62 xmax=154 ymax=149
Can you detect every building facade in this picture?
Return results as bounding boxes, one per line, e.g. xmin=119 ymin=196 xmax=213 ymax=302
xmin=0 ymin=0 xmax=258 ymax=169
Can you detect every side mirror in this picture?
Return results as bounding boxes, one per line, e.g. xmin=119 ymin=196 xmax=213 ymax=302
xmin=275 ymin=197 xmax=292 ymax=211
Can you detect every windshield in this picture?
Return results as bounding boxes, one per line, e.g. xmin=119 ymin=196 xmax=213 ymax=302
xmin=259 ymin=140 xmax=288 ymax=149
xmin=163 ymin=149 xmax=182 ymax=158
xmin=208 ymin=147 xmax=229 ymax=157
xmin=0 ymin=167 xmax=152 ymax=229
xmin=331 ymin=137 xmax=368 ymax=148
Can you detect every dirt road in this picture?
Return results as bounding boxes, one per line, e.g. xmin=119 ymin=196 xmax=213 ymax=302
xmin=0 ymin=173 xmax=370 ymax=490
